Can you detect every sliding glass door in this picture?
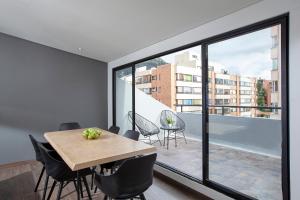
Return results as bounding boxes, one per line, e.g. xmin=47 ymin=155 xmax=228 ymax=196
xmin=113 ymin=14 xmax=289 ymax=200
xmin=114 ymin=66 xmax=133 ymax=134
xmin=206 ymin=24 xmax=283 ymax=200
xmin=133 ymin=47 xmax=203 ymax=180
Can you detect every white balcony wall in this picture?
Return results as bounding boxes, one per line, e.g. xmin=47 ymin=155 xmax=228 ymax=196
xmin=178 ymin=112 xmax=281 ymax=157
xmin=116 ymin=78 xmax=171 ymax=134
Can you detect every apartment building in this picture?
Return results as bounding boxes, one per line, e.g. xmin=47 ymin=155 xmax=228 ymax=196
xmin=134 ymin=51 xmax=259 ymax=117
xmin=270 ymin=26 xmax=281 ymax=119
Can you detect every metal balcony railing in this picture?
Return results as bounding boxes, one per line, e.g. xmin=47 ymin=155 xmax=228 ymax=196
xmin=175 ymin=104 xmax=281 ymax=116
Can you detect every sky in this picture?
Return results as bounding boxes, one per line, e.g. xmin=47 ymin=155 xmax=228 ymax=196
xmin=161 ymin=26 xmax=274 ymax=80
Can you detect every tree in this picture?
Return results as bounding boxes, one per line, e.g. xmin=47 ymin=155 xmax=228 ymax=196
xmin=257 ymin=79 xmax=266 ymax=111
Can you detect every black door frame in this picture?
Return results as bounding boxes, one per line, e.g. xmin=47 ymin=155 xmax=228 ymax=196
xmin=112 ymin=13 xmax=289 ymax=200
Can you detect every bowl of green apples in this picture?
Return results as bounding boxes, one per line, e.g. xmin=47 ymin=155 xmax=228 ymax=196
xmin=82 ymin=128 xmax=102 ymax=140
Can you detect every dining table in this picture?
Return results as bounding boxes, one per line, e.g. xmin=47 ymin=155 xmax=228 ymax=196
xmin=44 ymin=128 xmax=156 ymax=200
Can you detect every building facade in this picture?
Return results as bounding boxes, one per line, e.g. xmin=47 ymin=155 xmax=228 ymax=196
xmin=134 ymin=51 xmax=261 ymax=117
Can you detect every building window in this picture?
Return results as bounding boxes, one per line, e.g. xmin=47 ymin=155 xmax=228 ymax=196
xmin=224 ymin=99 xmax=230 ymax=105
xmin=151 ymin=87 xmax=157 ymax=92
xmin=193 ymin=87 xmax=201 ymax=94
xmin=240 ymin=90 xmax=251 ymax=95
xmin=176 ymin=74 xmax=193 ymax=82
xmin=152 ymin=75 xmax=157 ymax=80
xmin=224 ymin=89 xmax=230 ymax=95
xmin=215 ymin=99 xmax=223 ymax=105
xmin=136 ymin=77 xmax=143 ymax=84
xmin=192 ymin=99 xmax=202 ymax=105
xmin=240 ymin=98 xmax=251 ymax=103
xmin=215 ymin=89 xmax=224 ymax=95
xmin=141 ymin=75 xmax=151 ymax=83
xmin=215 ymin=78 xmax=224 ymax=85
xmin=193 ymin=75 xmax=201 ymax=82
xmin=143 ymin=88 xmax=151 ymax=94
xmin=240 ymin=81 xmax=251 ymax=87
xmin=272 ymin=81 xmax=279 ymax=92
xmin=183 ymin=87 xmax=192 ymax=93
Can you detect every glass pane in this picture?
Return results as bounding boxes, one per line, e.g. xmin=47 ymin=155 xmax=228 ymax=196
xmin=115 ymin=67 xmax=132 ymax=134
xmin=134 ymin=46 xmax=202 ymax=179
xmin=208 ymin=25 xmax=282 ymax=200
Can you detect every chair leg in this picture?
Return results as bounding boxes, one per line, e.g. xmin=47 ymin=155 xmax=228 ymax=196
xmin=47 ymin=181 xmax=57 ymax=200
xmin=148 ymin=136 xmax=152 ymax=145
xmin=140 ymin=193 xmax=146 ymax=200
xmin=42 ymin=175 xmax=49 ymax=200
xmin=157 ymin=134 xmax=162 ymax=146
xmin=163 ymin=130 xmax=166 ymax=146
xmin=34 ymin=166 xmax=45 ymax=192
xmin=79 ymin=177 xmax=84 ymax=198
xmin=175 ymin=131 xmax=177 ymax=148
xmin=91 ymin=171 xmax=94 ymax=190
xmin=56 ymin=181 xmax=64 ymax=200
xmin=94 ymin=185 xmax=98 ymax=193
xmin=82 ymin=176 xmax=92 ymax=200
xmin=182 ymin=131 xmax=187 ymax=144
xmin=73 ymin=179 xmax=79 ymax=195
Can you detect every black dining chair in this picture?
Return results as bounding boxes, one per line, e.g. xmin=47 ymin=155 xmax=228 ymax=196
xmin=38 ymin=144 xmax=92 ymax=200
xmin=93 ymin=129 xmax=140 ymax=193
xmin=29 ymin=135 xmax=53 ymax=193
xmin=58 ymin=122 xmax=81 ymax=131
xmin=91 ymin=125 xmax=121 ymax=190
xmin=101 ymin=129 xmax=139 ymax=172
xmin=123 ymin=130 xmax=140 ymax=141
xmin=94 ymin=153 xmax=157 ymax=200
xmin=108 ymin=125 xmax=120 ymax=134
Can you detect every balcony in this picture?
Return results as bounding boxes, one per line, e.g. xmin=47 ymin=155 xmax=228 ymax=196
xmin=143 ymin=111 xmax=281 ymax=200
xmin=117 ymin=78 xmax=283 ymax=200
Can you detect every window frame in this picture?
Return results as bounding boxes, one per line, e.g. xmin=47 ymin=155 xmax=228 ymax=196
xmin=112 ymin=13 xmax=289 ymax=200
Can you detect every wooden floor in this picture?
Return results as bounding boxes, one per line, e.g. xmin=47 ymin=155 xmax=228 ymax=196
xmin=0 ymin=161 xmax=211 ymax=200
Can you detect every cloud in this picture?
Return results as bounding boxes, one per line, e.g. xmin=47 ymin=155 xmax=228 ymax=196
xmin=161 ymin=27 xmax=274 ymax=80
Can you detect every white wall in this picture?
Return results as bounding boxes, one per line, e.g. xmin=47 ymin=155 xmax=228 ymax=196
xmin=108 ymin=0 xmax=300 ymax=199
xmin=116 ymin=78 xmax=171 ymax=134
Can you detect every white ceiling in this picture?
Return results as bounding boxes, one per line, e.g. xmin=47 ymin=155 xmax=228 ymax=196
xmin=0 ymin=0 xmax=260 ymax=62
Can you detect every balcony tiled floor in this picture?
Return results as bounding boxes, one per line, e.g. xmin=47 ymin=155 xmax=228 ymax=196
xmin=152 ymin=137 xmax=281 ymax=200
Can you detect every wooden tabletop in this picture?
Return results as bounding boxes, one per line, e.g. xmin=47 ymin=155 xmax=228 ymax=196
xmin=44 ymin=128 xmax=156 ymax=171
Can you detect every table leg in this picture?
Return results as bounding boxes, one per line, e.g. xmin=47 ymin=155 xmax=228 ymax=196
xmin=77 ymin=171 xmax=81 ymax=200
xmin=175 ymin=131 xmax=177 ymax=148
xmin=163 ymin=130 xmax=165 ymax=146
xmin=167 ymin=130 xmax=170 ymax=150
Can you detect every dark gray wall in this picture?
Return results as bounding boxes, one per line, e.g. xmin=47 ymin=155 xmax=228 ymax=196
xmin=0 ymin=32 xmax=108 ymax=164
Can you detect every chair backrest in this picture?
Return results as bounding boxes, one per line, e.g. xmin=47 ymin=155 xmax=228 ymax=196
xmin=128 ymin=111 xmax=159 ymax=136
xmin=29 ymin=135 xmax=43 ymax=163
xmin=108 ymin=126 xmax=120 ymax=134
xmin=59 ymin=122 xmax=81 ymax=131
xmin=160 ymin=110 xmax=185 ymax=130
xmin=38 ymin=144 xmax=74 ymax=181
xmin=123 ymin=130 xmax=140 ymax=141
xmin=98 ymin=153 xmax=157 ymax=198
